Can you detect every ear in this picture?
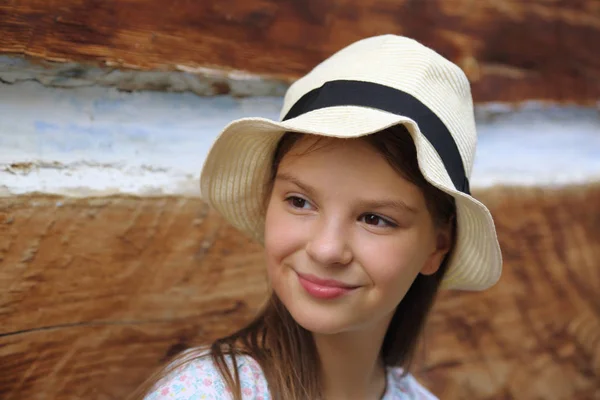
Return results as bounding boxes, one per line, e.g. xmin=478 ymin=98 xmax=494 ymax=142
xmin=420 ymin=221 xmax=454 ymax=276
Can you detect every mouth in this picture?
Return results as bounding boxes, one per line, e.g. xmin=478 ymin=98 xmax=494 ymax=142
xmin=295 ymin=271 xmax=360 ymax=300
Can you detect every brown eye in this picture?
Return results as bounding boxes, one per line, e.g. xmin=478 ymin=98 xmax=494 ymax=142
xmin=287 ymin=196 xmax=310 ymax=209
xmin=292 ymin=197 xmax=306 ymax=208
xmin=364 ymin=214 xmax=381 ymax=225
xmin=361 ymin=213 xmax=396 ymax=228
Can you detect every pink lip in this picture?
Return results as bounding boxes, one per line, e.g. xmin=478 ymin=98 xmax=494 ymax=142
xmin=296 ymin=272 xmax=359 ymax=300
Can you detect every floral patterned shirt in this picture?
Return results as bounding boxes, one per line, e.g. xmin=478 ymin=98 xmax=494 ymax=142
xmin=144 ymin=352 xmax=437 ymax=399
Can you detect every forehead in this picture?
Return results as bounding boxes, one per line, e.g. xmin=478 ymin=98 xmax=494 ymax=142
xmin=285 ymin=135 xmax=372 ymax=160
xmin=278 ymin=135 xmax=424 ymax=204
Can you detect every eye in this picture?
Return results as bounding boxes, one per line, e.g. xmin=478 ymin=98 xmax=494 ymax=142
xmin=286 ymin=196 xmax=313 ymax=210
xmin=360 ymin=213 xmax=397 ymax=228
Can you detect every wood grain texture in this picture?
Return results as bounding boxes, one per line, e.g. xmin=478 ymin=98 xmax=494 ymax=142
xmin=420 ymin=186 xmax=600 ymax=399
xmin=1 ymin=186 xmax=599 ymax=399
xmin=1 ymin=0 xmax=599 ymax=103
xmin=0 ymin=197 xmax=268 ymax=399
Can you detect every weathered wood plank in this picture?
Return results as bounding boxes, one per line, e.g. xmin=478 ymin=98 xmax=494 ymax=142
xmin=420 ymin=186 xmax=600 ymax=399
xmin=0 ymin=197 xmax=266 ymax=333
xmin=1 ymin=0 xmax=599 ymax=103
xmin=0 ymin=196 xmax=267 ymax=399
xmin=1 ymin=186 xmax=599 ymax=399
xmin=0 ymin=315 xmax=253 ymax=400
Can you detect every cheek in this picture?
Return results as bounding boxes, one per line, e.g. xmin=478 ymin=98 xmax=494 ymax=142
xmin=356 ymin=232 xmax=430 ymax=286
xmin=264 ymin=200 xmax=304 ymax=266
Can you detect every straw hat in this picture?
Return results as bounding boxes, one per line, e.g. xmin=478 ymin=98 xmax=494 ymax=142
xmin=200 ymin=35 xmax=502 ymax=291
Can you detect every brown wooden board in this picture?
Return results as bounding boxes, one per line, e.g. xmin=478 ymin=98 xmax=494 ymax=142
xmin=1 ymin=186 xmax=599 ymax=399
xmin=1 ymin=0 xmax=599 ymax=104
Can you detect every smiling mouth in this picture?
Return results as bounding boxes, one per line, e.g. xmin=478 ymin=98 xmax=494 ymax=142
xmin=295 ymin=272 xmax=360 ymax=300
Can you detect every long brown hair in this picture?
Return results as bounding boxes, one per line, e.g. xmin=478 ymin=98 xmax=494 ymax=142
xmin=131 ymin=124 xmax=456 ymax=399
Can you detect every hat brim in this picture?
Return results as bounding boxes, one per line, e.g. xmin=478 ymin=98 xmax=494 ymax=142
xmin=200 ymin=106 xmax=502 ymax=291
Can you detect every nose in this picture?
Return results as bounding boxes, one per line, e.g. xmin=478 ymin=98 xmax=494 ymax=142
xmin=305 ymin=217 xmax=353 ymax=266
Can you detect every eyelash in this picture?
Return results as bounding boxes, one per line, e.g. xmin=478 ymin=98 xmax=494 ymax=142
xmin=360 ymin=214 xmax=398 ymax=228
xmin=285 ymin=195 xmax=313 ymax=210
xmin=284 ymin=196 xmax=398 ymax=228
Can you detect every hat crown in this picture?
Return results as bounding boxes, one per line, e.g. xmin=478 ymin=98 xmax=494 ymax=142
xmin=280 ymin=35 xmax=477 ymax=177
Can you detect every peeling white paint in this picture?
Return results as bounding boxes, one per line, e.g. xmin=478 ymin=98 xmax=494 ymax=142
xmin=0 ymin=81 xmax=599 ymax=197
xmin=0 ymin=55 xmax=289 ymax=97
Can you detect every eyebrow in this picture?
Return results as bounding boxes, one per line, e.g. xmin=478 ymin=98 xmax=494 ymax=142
xmin=275 ymin=172 xmax=418 ymax=214
xmin=275 ymin=172 xmax=318 ymax=198
xmin=358 ymin=199 xmax=418 ymax=214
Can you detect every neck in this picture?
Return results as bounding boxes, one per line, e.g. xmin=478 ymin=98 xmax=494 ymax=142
xmin=313 ymin=317 xmax=391 ymax=400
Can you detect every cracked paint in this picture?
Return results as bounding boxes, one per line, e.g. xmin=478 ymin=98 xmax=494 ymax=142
xmin=1 ymin=81 xmax=599 ymax=197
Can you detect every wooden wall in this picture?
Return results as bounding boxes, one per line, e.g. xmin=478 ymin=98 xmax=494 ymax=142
xmin=1 ymin=187 xmax=599 ymax=399
xmin=1 ymin=0 xmax=599 ymax=398
xmin=1 ymin=0 xmax=599 ymax=104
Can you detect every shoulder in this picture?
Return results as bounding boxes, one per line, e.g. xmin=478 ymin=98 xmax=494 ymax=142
xmin=385 ymin=367 xmax=438 ymax=400
xmin=144 ymin=349 xmax=269 ymax=400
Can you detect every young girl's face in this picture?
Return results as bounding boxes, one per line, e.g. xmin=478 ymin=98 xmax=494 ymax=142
xmin=264 ymin=136 xmax=451 ymax=335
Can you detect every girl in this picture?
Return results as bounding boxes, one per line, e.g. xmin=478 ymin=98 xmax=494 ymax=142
xmin=134 ymin=35 xmax=502 ymax=399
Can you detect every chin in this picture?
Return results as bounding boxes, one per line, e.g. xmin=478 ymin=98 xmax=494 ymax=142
xmin=288 ymin=305 xmax=353 ymax=335
xmin=281 ymin=290 xmax=371 ymax=335
xmin=269 ymin=265 xmax=371 ymax=335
